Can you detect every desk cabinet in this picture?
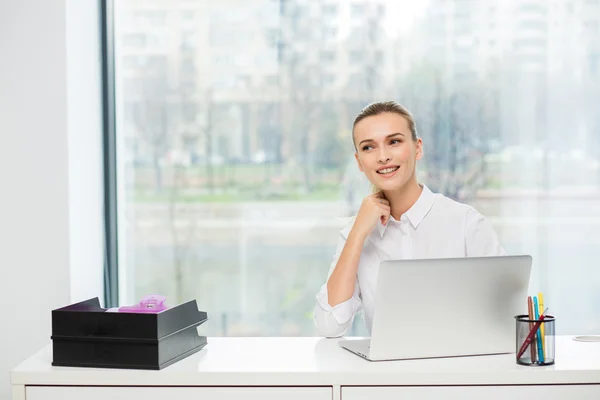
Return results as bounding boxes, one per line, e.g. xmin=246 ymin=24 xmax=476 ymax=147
xmin=26 ymin=386 xmax=332 ymax=400
xmin=342 ymin=385 xmax=600 ymax=400
xmin=12 ymin=337 xmax=600 ymax=400
xmin=25 ymin=384 xmax=600 ymax=400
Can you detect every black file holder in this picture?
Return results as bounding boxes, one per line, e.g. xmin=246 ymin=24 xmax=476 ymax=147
xmin=51 ymin=297 xmax=208 ymax=370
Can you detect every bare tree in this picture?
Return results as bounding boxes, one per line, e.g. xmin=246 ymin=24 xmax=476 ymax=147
xmin=254 ymin=102 xmax=282 ymax=185
xmin=131 ymin=78 xmax=171 ymax=193
xmin=199 ymin=89 xmax=215 ymax=193
xmin=278 ymin=0 xmax=326 ymax=192
xmin=167 ymin=87 xmax=217 ymax=302
xmin=400 ymin=62 xmax=499 ymax=200
xmin=343 ymin=3 xmax=387 ymax=105
xmin=168 ymin=164 xmax=189 ymax=303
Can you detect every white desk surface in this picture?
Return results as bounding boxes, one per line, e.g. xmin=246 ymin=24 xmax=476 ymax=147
xmin=11 ymin=336 xmax=600 ymax=387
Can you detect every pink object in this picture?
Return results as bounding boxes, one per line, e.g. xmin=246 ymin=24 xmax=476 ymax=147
xmin=118 ymin=295 xmax=168 ymax=313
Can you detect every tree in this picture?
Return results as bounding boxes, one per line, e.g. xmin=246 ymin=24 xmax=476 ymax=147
xmin=278 ymin=0 xmax=326 ymax=192
xmin=198 ymin=89 xmax=215 ymax=194
xmin=314 ymin=131 xmax=345 ymax=170
xmin=167 ymin=85 xmax=218 ymax=302
xmin=130 ymin=78 xmax=171 ymax=193
xmin=168 ymin=164 xmax=191 ymax=303
xmin=342 ymin=3 xmax=388 ymax=106
xmin=399 ymin=61 xmax=499 ymax=200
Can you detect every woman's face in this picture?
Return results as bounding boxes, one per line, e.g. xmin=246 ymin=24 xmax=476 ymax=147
xmin=353 ymin=112 xmax=423 ymax=192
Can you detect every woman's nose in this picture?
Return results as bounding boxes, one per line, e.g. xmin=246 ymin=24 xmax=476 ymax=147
xmin=378 ymin=151 xmax=391 ymax=164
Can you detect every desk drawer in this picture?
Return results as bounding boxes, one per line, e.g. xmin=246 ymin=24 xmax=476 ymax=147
xmin=342 ymin=385 xmax=600 ymax=400
xmin=27 ymin=386 xmax=332 ymax=400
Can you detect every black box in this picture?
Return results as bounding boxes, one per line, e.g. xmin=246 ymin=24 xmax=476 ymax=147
xmin=51 ymin=297 xmax=208 ymax=370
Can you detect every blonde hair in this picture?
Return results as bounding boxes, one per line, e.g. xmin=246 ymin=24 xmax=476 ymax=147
xmin=352 ymin=101 xmax=419 ymax=194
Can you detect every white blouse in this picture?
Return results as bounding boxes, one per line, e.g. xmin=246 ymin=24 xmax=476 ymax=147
xmin=313 ymin=185 xmax=506 ymax=337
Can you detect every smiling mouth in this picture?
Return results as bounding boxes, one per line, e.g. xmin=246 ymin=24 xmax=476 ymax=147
xmin=376 ymin=166 xmax=399 ymax=174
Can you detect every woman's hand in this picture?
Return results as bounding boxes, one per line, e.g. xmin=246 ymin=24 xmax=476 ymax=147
xmin=351 ymin=191 xmax=391 ymax=238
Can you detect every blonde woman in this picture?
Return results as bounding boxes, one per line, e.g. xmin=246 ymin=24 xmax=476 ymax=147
xmin=314 ymin=101 xmax=505 ymax=338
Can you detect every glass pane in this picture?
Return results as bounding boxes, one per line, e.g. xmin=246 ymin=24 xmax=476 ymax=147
xmin=113 ymin=0 xmax=600 ymax=336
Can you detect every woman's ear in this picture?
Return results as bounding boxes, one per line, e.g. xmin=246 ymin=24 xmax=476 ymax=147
xmin=415 ymin=138 xmax=424 ymax=160
xmin=354 ymin=152 xmax=364 ymax=172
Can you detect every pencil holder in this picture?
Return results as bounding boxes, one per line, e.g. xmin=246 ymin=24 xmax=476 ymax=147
xmin=515 ymin=314 xmax=555 ymax=366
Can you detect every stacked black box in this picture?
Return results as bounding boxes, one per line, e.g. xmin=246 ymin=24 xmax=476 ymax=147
xmin=51 ymin=297 xmax=208 ymax=370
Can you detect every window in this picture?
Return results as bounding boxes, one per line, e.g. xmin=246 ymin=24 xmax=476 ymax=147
xmin=321 ymin=51 xmax=335 ymax=62
xmin=181 ymin=31 xmax=196 ymax=51
xmin=265 ymin=74 xmax=279 ymax=86
xmin=322 ymin=74 xmax=335 ymax=87
xmin=134 ymin=10 xmax=167 ymax=26
xmin=351 ymin=4 xmax=365 ymax=18
xmin=323 ymin=26 xmax=337 ymax=41
xmin=181 ymin=10 xmax=195 ymax=22
xmin=374 ymin=51 xmax=383 ymax=63
xmin=181 ymin=58 xmax=195 ymax=73
xmin=122 ymin=33 xmax=146 ymax=48
xmin=323 ymin=4 xmax=337 ymax=17
xmin=519 ymin=4 xmax=547 ymax=14
xmin=106 ymin=0 xmax=600 ymax=337
xmin=349 ymin=51 xmax=362 ymax=63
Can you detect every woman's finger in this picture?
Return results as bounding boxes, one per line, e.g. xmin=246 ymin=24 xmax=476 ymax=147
xmin=381 ymin=214 xmax=390 ymax=226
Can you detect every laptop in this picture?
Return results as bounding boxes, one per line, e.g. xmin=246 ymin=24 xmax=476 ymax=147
xmin=339 ymin=255 xmax=532 ymax=361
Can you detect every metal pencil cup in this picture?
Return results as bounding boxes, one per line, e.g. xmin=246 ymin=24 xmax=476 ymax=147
xmin=515 ymin=314 xmax=555 ymax=366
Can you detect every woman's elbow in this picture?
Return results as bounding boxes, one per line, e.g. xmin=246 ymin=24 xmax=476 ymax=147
xmin=313 ymin=308 xmax=350 ymax=338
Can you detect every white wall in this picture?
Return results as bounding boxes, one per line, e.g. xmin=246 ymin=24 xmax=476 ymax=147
xmin=66 ymin=0 xmax=104 ymax=305
xmin=0 ymin=1 xmax=104 ymax=399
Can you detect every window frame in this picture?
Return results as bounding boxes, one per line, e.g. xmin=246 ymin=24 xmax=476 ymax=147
xmin=100 ymin=0 xmax=119 ymax=308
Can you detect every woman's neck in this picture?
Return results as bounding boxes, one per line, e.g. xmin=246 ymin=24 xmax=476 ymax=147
xmin=382 ymin=180 xmax=423 ymax=221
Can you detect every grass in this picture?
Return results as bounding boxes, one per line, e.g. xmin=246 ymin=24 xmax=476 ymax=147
xmin=132 ymin=185 xmax=341 ymax=203
xmin=129 ymin=164 xmax=346 ymax=202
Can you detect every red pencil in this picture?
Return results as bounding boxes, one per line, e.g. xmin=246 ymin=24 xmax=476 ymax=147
xmin=527 ymin=296 xmax=537 ymax=362
xmin=517 ymin=308 xmax=549 ymax=361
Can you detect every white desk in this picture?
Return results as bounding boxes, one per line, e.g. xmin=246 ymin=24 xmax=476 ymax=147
xmin=11 ymin=336 xmax=600 ymax=400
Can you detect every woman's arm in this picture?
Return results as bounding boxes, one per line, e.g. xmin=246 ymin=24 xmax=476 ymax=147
xmin=325 ymin=229 xmax=368 ymax=306
xmin=313 ymin=192 xmax=390 ymax=337
xmin=313 ymin=232 xmax=363 ymax=337
xmin=327 ymin=192 xmax=390 ymax=306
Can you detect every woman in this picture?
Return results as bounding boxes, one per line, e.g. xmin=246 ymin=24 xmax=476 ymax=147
xmin=313 ymin=101 xmax=505 ymax=338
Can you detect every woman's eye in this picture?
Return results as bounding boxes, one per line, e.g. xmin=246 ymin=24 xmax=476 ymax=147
xmin=390 ymin=139 xmax=402 ymax=145
xmin=362 ymin=145 xmax=373 ymax=151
